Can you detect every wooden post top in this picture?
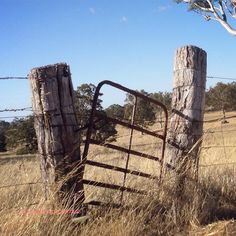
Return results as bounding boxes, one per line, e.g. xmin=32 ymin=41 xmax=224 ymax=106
xmin=30 ymin=62 xmax=68 ymax=71
xmin=29 ymin=63 xmax=70 ymax=80
xmin=174 ymin=45 xmax=207 ymax=72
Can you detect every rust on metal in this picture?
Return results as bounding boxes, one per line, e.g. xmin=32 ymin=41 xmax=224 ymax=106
xmin=81 ymin=80 xmax=168 ymax=208
xmin=89 ymin=139 xmax=162 ymax=162
xmin=82 ymin=179 xmax=147 ymax=195
xmin=86 ymin=160 xmax=158 ymax=179
xmin=94 ymin=113 xmax=165 ymax=139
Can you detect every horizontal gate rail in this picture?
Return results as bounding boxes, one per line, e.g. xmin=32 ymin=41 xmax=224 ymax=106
xmin=89 ymin=139 xmax=162 ymax=162
xmin=84 ymin=200 xmax=122 ymax=208
xmin=94 ymin=113 xmax=165 ymax=140
xmin=86 ymin=160 xmax=159 ymax=180
xmin=82 ymin=179 xmax=147 ymax=195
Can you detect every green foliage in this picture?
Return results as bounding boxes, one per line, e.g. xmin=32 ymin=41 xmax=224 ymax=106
xmin=16 ymin=146 xmax=35 ymax=155
xmin=151 ymin=91 xmax=172 ymax=111
xmin=175 ymin=0 xmax=213 ymax=9
xmin=124 ymin=90 xmax=156 ymax=127
xmin=75 ymin=85 xmax=172 ymax=137
xmin=175 ymin=1 xmax=236 ymax=36
xmin=105 ymin=104 xmax=125 ymax=120
xmin=0 ymin=121 xmax=10 ymax=152
xmin=0 ymin=130 xmax=7 ymax=152
xmin=0 ymin=120 xmax=10 ymax=130
xmin=74 ymin=84 xmax=102 ymax=128
xmin=206 ymin=82 xmax=236 ymax=111
xmin=74 ymin=83 xmax=117 ymax=142
xmin=6 ymin=116 xmax=37 ymax=154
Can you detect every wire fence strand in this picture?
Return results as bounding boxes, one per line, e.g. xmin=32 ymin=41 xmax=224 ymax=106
xmin=207 ymin=75 xmax=236 ymax=81
xmin=1 ymin=74 xmax=236 ymax=194
xmin=0 ymin=107 xmax=32 ymax=112
xmin=0 ymin=77 xmax=27 ymax=80
xmin=1 ymin=75 xmax=236 ymax=81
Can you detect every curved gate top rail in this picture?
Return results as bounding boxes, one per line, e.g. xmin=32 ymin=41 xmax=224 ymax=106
xmin=81 ymin=80 xmax=168 ymax=207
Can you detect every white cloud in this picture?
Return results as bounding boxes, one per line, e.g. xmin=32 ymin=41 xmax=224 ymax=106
xmin=157 ymin=5 xmax=171 ymax=12
xmin=89 ymin=7 xmax=96 ymax=14
xmin=120 ymin=16 xmax=128 ymax=23
xmin=153 ymin=5 xmax=171 ymax=13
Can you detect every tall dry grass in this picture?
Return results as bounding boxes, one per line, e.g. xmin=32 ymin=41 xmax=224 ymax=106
xmin=0 ymin=111 xmax=236 ymax=235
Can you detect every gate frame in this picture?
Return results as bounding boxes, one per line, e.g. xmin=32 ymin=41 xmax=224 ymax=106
xmin=81 ymin=80 xmax=168 ymax=207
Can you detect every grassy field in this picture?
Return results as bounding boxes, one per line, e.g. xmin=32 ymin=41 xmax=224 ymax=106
xmin=0 ymin=111 xmax=236 ymax=235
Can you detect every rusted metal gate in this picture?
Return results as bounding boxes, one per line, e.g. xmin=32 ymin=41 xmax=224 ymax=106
xmin=81 ymin=80 xmax=168 ymax=208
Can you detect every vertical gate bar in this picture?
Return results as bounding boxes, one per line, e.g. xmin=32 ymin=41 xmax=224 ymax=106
xmin=120 ymin=95 xmax=138 ymax=203
xmin=82 ymin=85 xmax=102 ymax=162
xmin=159 ymin=108 xmax=168 ymax=181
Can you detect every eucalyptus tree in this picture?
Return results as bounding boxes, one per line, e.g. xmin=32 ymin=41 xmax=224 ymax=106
xmin=176 ymin=0 xmax=236 ymax=36
xmin=74 ymin=83 xmax=117 ymax=142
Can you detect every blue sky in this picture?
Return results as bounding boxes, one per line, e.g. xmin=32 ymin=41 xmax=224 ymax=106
xmin=1 ymin=0 xmax=236 ymax=120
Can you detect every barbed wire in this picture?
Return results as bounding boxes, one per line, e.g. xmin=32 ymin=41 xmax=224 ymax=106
xmin=0 ymin=131 xmax=235 ymax=196
xmin=1 ymin=74 xmax=236 ymax=174
xmin=0 ymin=107 xmax=32 ymax=112
xmin=199 ymin=162 xmax=236 ymax=167
xmin=0 ymin=77 xmax=27 ymax=80
xmin=0 ymin=202 xmax=41 ymax=212
xmin=1 ymin=75 xmax=236 ymax=81
xmin=207 ymin=76 xmax=236 ymax=81
xmin=201 ymin=145 xmax=236 ymax=149
xmin=0 ymin=115 xmax=31 ymax=120
xmin=0 ymin=181 xmax=43 ymax=189
xmin=0 ymin=77 xmax=235 ymax=211
xmin=0 ymin=110 xmax=233 ymax=120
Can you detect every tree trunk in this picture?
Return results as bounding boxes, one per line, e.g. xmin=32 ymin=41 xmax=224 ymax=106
xmin=164 ymin=45 xmax=207 ymax=190
xmin=29 ymin=63 xmax=84 ymax=213
xmin=222 ymin=106 xmax=228 ymax=124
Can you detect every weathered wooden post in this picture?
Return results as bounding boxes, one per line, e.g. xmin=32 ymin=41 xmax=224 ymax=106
xmin=164 ymin=45 xmax=207 ymax=189
xmin=29 ymin=63 xmax=84 ymax=212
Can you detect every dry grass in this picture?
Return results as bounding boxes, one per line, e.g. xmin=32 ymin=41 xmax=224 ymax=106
xmin=1 ymin=111 xmax=236 ymax=235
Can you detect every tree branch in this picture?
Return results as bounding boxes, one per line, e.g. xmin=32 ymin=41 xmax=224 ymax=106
xmin=218 ymin=1 xmax=227 ymax=21
xmin=206 ymin=0 xmax=236 ymax=36
xmin=223 ymin=1 xmax=236 ymax=19
xmin=180 ymin=0 xmax=236 ymax=36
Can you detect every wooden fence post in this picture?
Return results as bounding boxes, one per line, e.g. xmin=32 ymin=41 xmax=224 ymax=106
xmin=164 ymin=45 xmax=207 ymax=189
xmin=29 ymin=63 xmax=84 ymax=212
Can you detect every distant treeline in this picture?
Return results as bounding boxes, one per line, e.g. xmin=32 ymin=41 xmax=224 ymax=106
xmin=1 ymin=82 xmax=235 ymax=153
xmin=206 ymin=82 xmax=236 ymax=112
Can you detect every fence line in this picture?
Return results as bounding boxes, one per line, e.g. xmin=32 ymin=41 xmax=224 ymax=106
xmin=207 ymin=75 xmax=236 ymax=81
xmin=0 ymin=77 xmax=27 ymax=80
xmin=0 ymin=107 xmax=32 ymax=113
xmin=1 ymin=111 xmax=236 ymax=136
xmin=0 ymin=116 xmax=235 ymax=202
xmin=0 ymin=181 xmax=43 ymax=189
xmin=1 ymin=75 xmax=236 ymax=81
xmin=0 ymin=202 xmax=41 ymax=212
xmin=0 ymin=74 xmax=235 ymax=121
xmin=0 ymin=116 xmax=31 ymax=120
xmin=1 ymin=75 xmax=236 ymax=194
